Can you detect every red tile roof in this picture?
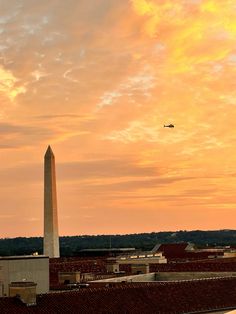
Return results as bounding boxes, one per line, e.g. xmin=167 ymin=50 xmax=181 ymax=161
xmin=1 ymin=278 xmax=236 ymax=314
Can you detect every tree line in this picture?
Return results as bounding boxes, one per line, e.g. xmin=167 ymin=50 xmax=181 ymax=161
xmin=0 ymin=230 xmax=235 ymax=257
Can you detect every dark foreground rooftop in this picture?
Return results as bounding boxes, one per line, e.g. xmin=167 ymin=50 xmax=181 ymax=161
xmin=0 ymin=277 xmax=236 ymax=314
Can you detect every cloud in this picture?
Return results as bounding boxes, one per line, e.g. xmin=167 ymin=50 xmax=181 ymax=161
xmin=131 ymin=0 xmax=236 ymax=74
xmin=75 ymin=176 xmax=196 ymax=194
xmin=97 ymin=66 xmax=156 ymax=109
xmin=0 ymin=122 xmax=57 ymax=148
xmin=0 ymin=66 xmax=26 ymax=102
xmin=0 ymin=214 xmax=15 ymax=219
xmin=58 ymin=158 xmax=159 ymax=180
xmin=1 ymin=0 xmax=236 ymax=235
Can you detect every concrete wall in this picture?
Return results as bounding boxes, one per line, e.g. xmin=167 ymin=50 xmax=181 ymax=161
xmin=155 ymin=272 xmax=236 ymax=281
xmin=131 ymin=264 xmax=149 ymax=274
xmin=59 ymin=272 xmax=81 ymax=284
xmin=118 ymin=257 xmax=167 ymax=265
xmin=9 ymin=283 xmax=37 ymax=305
xmin=0 ymin=263 xmax=2 ymax=295
xmin=224 ymin=252 xmax=236 ymax=258
xmin=0 ymin=283 xmax=3 ymax=297
xmin=106 ymin=264 xmax=120 ymax=273
xmin=92 ymin=272 xmax=156 ymax=283
xmin=92 ymin=271 xmax=236 ymax=284
xmin=0 ymin=256 xmax=49 ymax=296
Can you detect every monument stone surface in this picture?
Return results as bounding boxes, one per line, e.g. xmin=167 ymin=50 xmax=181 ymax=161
xmin=43 ymin=146 xmax=60 ymax=258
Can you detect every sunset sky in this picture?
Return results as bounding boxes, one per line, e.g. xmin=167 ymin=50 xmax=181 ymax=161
xmin=1 ymin=0 xmax=236 ymax=237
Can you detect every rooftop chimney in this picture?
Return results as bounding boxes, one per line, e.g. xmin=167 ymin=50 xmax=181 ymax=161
xmin=9 ymin=282 xmax=37 ymax=306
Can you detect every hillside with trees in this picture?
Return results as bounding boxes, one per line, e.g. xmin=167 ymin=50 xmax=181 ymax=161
xmin=0 ymin=230 xmax=235 ymax=257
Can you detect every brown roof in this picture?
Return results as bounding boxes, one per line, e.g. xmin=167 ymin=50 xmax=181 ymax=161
xmin=156 ymin=243 xmax=224 ymax=260
xmin=0 ymin=278 xmax=236 ymax=314
xmin=157 ymin=243 xmax=190 ymax=257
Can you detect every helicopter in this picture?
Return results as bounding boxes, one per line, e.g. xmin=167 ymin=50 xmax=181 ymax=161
xmin=164 ymin=124 xmax=174 ymax=128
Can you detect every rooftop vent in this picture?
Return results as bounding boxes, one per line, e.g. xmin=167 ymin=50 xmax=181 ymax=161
xmin=9 ymin=281 xmax=37 ymax=306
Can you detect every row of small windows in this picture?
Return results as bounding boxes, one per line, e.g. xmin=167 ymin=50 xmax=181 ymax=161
xmin=120 ymin=253 xmax=162 ymax=260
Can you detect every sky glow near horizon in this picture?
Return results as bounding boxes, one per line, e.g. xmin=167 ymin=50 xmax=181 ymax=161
xmin=0 ymin=0 xmax=236 ymax=237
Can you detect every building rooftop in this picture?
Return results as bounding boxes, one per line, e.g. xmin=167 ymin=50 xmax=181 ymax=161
xmin=80 ymin=248 xmax=135 ymax=252
xmin=0 ymin=255 xmax=48 ymax=260
xmin=0 ymin=255 xmax=49 ymax=260
xmin=0 ymin=278 xmax=236 ymax=313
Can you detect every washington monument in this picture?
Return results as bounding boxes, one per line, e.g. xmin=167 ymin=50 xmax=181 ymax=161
xmin=43 ymin=146 xmax=60 ymax=258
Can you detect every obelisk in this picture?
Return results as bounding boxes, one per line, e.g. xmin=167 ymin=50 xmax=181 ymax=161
xmin=43 ymin=146 xmax=60 ymax=258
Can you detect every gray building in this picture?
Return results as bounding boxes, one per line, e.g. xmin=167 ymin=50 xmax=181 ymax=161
xmin=0 ymin=255 xmax=49 ymax=296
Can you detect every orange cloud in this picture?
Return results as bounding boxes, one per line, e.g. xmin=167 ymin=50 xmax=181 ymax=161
xmin=0 ymin=0 xmax=236 ymax=236
xmin=131 ymin=0 xmax=236 ymax=73
xmin=0 ymin=66 xmax=26 ymax=102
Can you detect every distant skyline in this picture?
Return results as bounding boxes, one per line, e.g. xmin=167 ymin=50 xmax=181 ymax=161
xmin=1 ymin=0 xmax=236 ymax=237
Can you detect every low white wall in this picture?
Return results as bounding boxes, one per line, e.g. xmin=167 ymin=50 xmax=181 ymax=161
xmin=92 ymin=271 xmax=236 ymax=284
xmin=155 ymin=272 xmax=236 ymax=281
xmin=91 ymin=273 xmax=156 ymax=283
